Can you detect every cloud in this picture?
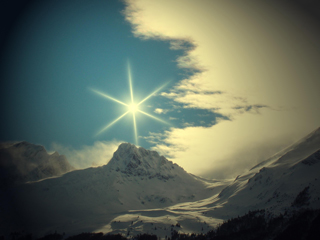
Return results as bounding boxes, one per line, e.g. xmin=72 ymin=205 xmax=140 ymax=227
xmin=124 ymin=0 xmax=320 ymax=178
xmin=169 ymin=117 xmax=178 ymax=120
xmin=51 ymin=140 xmax=121 ymax=169
xmin=150 ymin=108 xmax=312 ymax=179
xmin=124 ymin=0 xmax=320 ymax=117
xmin=154 ymin=108 xmax=168 ymax=114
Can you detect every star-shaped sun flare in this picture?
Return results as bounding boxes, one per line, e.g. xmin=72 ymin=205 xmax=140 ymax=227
xmin=90 ymin=62 xmax=169 ymax=145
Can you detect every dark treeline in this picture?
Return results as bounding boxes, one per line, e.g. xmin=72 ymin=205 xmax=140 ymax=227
xmin=5 ymin=208 xmax=320 ymax=240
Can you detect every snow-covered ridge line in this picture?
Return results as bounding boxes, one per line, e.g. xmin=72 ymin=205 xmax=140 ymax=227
xmin=1 ymin=142 xmax=226 ymax=237
xmin=104 ymin=127 xmax=320 ymax=237
xmin=1 ymin=127 xmax=320 ymax=238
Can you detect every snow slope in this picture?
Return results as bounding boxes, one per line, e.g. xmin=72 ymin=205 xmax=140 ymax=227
xmin=209 ymin=127 xmax=320 ymax=218
xmin=102 ymin=127 xmax=320 ymax=238
xmin=2 ymin=128 xmax=320 ymax=238
xmin=0 ymin=143 xmax=225 ymax=237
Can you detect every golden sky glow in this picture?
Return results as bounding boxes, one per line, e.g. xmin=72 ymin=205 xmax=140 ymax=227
xmin=124 ymin=0 xmax=320 ymax=178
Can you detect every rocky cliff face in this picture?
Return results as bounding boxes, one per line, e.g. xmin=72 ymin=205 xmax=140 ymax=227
xmin=107 ymin=143 xmax=188 ymax=180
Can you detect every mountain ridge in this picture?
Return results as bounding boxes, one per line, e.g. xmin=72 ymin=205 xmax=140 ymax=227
xmin=100 ymin=127 xmax=320 ymax=237
xmin=0 ymin=141 xmax=74 ymax=186
xmin=0 ymin=142 xmax=224 ymax=237
xmin=1 ymin=127 xmax=320 ymax=238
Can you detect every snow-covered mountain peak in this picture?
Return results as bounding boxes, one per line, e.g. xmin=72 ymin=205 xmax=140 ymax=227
xmin=1 ymin=142 xmax=225 ymax=237
xmin=107 ymin=143 xmax=182 ymax=179
xmin=3 ymin=129 xmax=320 ymax=237
xmin=113 ymin=142 xmax=161 ymax=159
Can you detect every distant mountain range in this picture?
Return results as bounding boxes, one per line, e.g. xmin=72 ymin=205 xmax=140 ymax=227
xmin=1 ymin=127 xmax=319 ymax=238
xmin=0 ymin=141 xmax=74 ymax=186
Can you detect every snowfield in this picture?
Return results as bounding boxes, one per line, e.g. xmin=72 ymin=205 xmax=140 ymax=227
xmin=97 ymin=128 xmax=320 ymax=238
xmin=0 ymin=142 xmax=227 ymax=237
xmin=1 ymin=127 xmax=320 ymax=238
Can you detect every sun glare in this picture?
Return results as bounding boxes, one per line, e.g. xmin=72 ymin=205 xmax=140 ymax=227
xmin=90 ymin=62 xmax=170 ymax=145
xmin=128 ymin=103 xmax=138 ymax=113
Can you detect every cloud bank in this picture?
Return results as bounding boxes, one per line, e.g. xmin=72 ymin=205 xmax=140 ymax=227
xmin=124 ymin=0 xmax=320 ymax=178
xmin=51 ymin=140 xmax=121 ymax=169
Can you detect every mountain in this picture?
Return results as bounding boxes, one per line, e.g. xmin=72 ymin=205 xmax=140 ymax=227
xmin=0 ymin=143 xmax=227 ymax=238
xmin=207 ymin=127 xmax=320 ymax=218
xmin=2 ymin=127 xmax=320 ymax=239
xmin=0 ymin=141 xmax=74 ymax=186
xmin=102 ymin=127 xmax=320 ymax=237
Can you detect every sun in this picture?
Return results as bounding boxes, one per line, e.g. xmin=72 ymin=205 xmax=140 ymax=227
xmin=128 ymin=103 xmax=138 ymax=113
xmin=90 ymin=62 xmax=169 ymax=145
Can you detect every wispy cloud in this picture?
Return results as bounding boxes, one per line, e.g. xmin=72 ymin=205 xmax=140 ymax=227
xmin=124 ymin=0 xmax=320 ymax=178
xmin=51 ymin=140 xmax=121 ymax=169
xmin=154 ymin=108 xmax=169 ymax=114
xmin=124 ymin=0 xmax=320 ymax=118
xmin=149 ymin=109 xmax=307 ymax=179
xmin=169 ymin=117 xmax=178 ymax=120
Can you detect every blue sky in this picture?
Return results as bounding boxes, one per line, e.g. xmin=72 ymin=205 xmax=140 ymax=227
xmin=1 ymin=0 xmax=320 ymax=178
xmin=0 ymin=0 xmax=217 ymax=149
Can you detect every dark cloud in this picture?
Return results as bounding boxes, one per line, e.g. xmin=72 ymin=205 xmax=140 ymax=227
xmin=286 ymin=0 xmax=320 ymax=21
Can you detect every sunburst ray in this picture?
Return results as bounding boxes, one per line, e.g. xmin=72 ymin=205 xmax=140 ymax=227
xmin=95 ymin=111 xmax=130 ymax=136
xmin=133 ymin=113 xmax=138 ymax=145
xmin=90 ymin=88 xmax=128 ymax=107
xmin=137 ymin=109 xmax=170 ymax=125
xmin=128 ymin=63 xmax=134 ymax=104
xmin=92 ymin=62 xmax=169 ymax=145
xmin=137 ymin=82 xmax=169 ymax=106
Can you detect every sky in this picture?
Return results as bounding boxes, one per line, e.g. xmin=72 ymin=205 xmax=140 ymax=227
xmin=1 ymin=0 xmax=320 ymax=179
